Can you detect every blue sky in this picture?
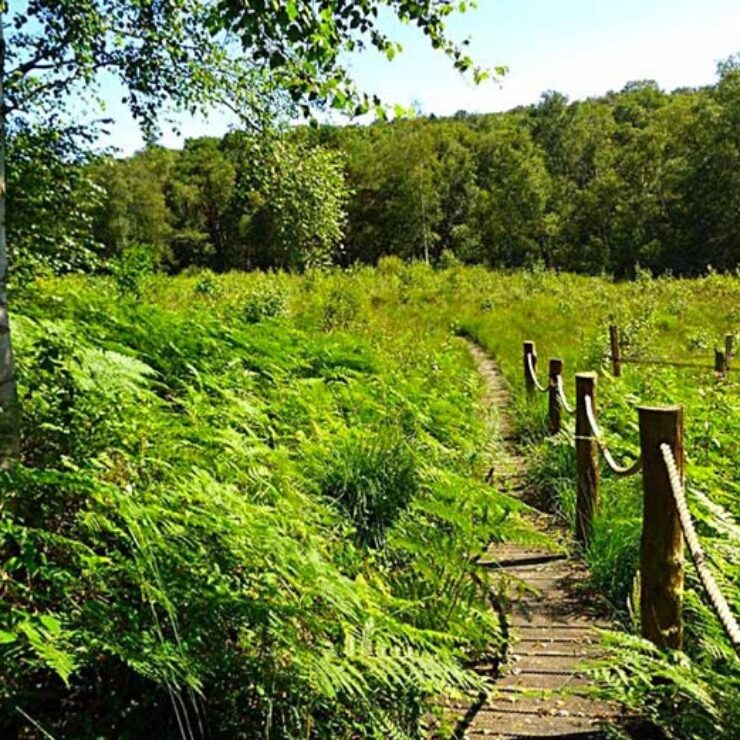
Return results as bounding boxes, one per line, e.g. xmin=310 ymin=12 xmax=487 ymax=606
xmin=103 ymin=0 xmax=740 ymax=153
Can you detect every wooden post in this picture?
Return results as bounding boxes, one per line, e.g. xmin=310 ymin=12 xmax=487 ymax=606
xmin=575 ymin=372 xmax=599 ymax=546
xmin=726 ymin=334 xmax=734 ymax=369
xmin=638 ymin=405 xmax=684 ymax=650
xmin=523 ymin=341 xmax=537 ymax=397
xmin=547 ymin=358 xmax=564 ymax=435
xmin=715 ymin=349 xmax=727 ymax=376
xmin=609 ymin=324 xmax=622 ymax=377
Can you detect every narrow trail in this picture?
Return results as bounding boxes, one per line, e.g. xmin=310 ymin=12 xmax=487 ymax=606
xmin=445 ymin=344 xmax=628 ymax=739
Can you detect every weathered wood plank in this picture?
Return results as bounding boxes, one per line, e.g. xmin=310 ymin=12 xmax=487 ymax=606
xmin=464 ymin=709 xmax=609 ymax=736
xmin=505 ymin=653 xmax=602 ymax=673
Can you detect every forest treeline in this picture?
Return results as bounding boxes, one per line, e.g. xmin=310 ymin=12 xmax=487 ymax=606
xmin=11 ymin=59 xmax=740 ymax=279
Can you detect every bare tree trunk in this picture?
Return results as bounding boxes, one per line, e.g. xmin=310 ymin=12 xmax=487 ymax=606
xmin=0 ymin=9 xmax=20 ymax=468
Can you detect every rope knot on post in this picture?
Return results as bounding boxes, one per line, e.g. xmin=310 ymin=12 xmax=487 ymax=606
xmin=523 ymin=341 xmax=547 ymax=395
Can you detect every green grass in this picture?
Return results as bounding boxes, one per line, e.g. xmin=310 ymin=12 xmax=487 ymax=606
xmin=1 ymin=263 xmax=738 ymax=738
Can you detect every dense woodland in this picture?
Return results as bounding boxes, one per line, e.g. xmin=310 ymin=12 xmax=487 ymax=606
xmin=11 ymin=61 xmax=740 ymax=282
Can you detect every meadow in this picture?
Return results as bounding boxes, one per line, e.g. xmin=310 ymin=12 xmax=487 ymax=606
xmin=1 ymin=261 xmax=738 ymax=738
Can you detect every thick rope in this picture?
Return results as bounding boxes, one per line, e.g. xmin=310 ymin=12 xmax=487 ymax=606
xmin=583 ymin=395 xmax=643 ymax=478
xmin=661 ymin=444 xmax=740 ymax=656
xmin=526 ymin=353 xmax=548 ymax=393
xmin=555 ymin=375 xmax=575 ymax=415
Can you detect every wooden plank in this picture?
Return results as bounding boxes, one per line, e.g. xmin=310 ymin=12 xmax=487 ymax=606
xmin=493 ymin=568 xmax=586 ymax=584
xmin=513 ymin=644 xmax=605 ymax=658
xmin=509 ymin=595 xmax=585 ymax=610
xmin=495 ymin=670 xmax=590 ymax=691
xmin=482 ymin=694 xmax=621 ymax=719
xmin=510 ymin=614 xmax=608 ymax=629
xmin=489 ymin=573 xmax=583 ymax=593
xmin=513 ymin=631 xmax=601 ymax=645
xmin=484 ymin=544 xmax=564 ymax=557
xmin=481 ymin=553 xmax=567 ymax=568
xmin=506 ymin=654 xmax=601 ymax=673
xmin=492 ymin=548 xmax=582 ymax=573
xmin=445 ymin=695 xmax=621 ymax=719
xmin=464 ymin=709 xmax=609 ymax=736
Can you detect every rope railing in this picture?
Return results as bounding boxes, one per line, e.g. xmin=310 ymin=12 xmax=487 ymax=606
xmin=609 ymin=355 xmax=740 ymax=373
xmin=525 ymin=352 xmax=548 ymax=393
xmin=583 ymin=394 xmax=642 ymax=478
xmin=555 ymin=375 xmax=574 ymax=415
xmin=607 ymin=325 xmax=736 ymax=377
xmin=661 ymin=444 xmax=740 ymax=656
xmin=520 ymin=336 xmax=738 ymax=654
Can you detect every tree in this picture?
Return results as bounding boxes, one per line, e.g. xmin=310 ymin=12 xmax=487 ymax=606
xmin=339 ymin=122 xmax=443 ymax=264
xmin=253 ymin=138 xmax=348 ymax=270
xmin=676 ymin=58 xmax=740 ymax=273
xmin=530 ymin=91 xmax=572 ymax=177
xmin=173 ymin=138 xmax=236 ymax=270
xmin=93 ymin=147 xmax=176 ymax=264
xmin=434 ymin=125 xmax=479 ymax=260
xmin=473 ymin=124 xmax=551 ymax=267
xmin=216 ymin=0 xmax=497 ymax=118
xmin=0 ymin=0 xmax=490 ymax=464
xmin=7 ymin=122 xmax=105 ymax=279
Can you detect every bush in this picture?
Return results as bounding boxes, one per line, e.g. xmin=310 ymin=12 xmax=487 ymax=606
xmin=377 ymin=255 xmax=406 ymax=276
xmin=242 ymin=283 xmax=287 ymax=322
xmin=111 ymin=242 xmax=155 ymax=298
xmin=437 ymin=248 xmax=461 ymax=270
xmin=322 ymin=286 xmax=360 ymax=331
xmin=194 ymin=270 xmax=219 ymax=297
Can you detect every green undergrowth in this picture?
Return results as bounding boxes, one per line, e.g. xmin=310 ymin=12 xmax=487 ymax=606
xmin=1 ymin=270 xmax=541 ymax=738
xmin=1 ymin=262 xmax=738 ymax=738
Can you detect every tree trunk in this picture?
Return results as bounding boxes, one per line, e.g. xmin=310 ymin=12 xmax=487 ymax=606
xmin=0 ymin=10 xmax=20 ymax=469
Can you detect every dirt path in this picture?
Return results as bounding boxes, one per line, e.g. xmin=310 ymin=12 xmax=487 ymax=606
xmin=445 ymin=344 xmax=627 ymax=739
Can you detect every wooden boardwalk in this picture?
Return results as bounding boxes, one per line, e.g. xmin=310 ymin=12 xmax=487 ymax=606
xmin=442 ymin=345 xmax=627 ymax=739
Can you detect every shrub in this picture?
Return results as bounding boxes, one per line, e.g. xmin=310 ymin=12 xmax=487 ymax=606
xmin=242 ymin=283 xmax=287 ymax=322
xmin=194 ymin=270 xmax=219 ymax=297
xmin=111 ymin=242 xmax=155 ymax=298
xmin=322 ymin=286 xmax=360 ymax=331
xmin=377 ymin=254 xmax=406 ymax=276
xmin=437 ymin=248 xmax=461 ymax=270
